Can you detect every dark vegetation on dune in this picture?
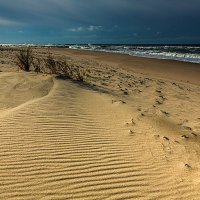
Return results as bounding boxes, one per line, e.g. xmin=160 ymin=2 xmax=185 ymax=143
xmin=16 ymin=47 xmax=33 ymax=72
xmin=16 ymin=47 xmax=86 ymax=81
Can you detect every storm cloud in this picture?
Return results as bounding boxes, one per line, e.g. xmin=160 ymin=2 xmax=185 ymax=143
xmin=0 ymin=0 xmax=200 ymax=43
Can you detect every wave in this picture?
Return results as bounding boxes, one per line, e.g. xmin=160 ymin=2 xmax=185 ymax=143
xmin=69 ymin=44 xmax=200 ymax=64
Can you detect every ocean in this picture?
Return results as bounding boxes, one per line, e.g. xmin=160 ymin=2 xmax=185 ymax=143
xmin=68 ymin=44 xmax=200 ymax=64
xmin=1 ymin=44 xmax=200 ymax=64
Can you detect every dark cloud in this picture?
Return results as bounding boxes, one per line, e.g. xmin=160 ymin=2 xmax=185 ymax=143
xmin=0 ymin=0 xmax=200 ymax=43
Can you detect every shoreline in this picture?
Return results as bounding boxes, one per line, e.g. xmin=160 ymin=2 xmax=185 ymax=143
xmin=68 ymin=47 xmax=200 ymax=65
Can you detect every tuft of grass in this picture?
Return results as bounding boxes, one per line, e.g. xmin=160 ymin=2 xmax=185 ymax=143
xmin=16 ymin=47 xmax=33 ymax=71
xmin=73 ymin=65 xmax=86 ymax=82
xmin=44 ymin=52 xmax=58 ymax=74
xmin=56 ymin=60 xmax=73 ymax=78
xmin=16 ymin=48 xmax=87 ymax=82
xmin=44 ymin=53 xmax=87 ymax=82
xmin=33 ymin=58 xmax=42 ymax=74
xmin=57 ymin=61 xmax=86 ymax=82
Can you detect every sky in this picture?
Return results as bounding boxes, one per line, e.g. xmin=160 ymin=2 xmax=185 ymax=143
xmin=0 ymin=0 xmax=200 ymax=44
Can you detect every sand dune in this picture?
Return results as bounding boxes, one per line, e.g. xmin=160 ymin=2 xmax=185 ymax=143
xmin=0 ymin=49 xmax=200 ymax=199
xmin=0 ymin=71 xmax=199 ymax=199
xmin=0 ymin=72 xmax=53 ymax=114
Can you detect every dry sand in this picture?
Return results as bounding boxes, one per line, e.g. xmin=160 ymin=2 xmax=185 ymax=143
xmin=0 ymin=47 xmax=200 ymax=199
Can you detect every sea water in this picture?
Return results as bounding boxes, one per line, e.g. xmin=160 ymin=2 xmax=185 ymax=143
xmin=68 ymin=44 xmax=200 ymax=64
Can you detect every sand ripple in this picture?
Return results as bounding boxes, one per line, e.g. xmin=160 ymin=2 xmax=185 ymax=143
xmin=0 ymin=74 xmax=199 ymax=199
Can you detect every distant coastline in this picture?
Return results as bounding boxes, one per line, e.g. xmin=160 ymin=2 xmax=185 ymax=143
xmin=1 ymin=43 xmax=200 ymax=64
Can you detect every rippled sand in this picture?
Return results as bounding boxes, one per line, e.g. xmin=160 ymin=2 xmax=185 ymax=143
xmin=0 ymin=48 xmax=200 ymax=199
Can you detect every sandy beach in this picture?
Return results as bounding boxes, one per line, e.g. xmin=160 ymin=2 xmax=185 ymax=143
xmin=0 ymin=47 xmax=200 ymax=199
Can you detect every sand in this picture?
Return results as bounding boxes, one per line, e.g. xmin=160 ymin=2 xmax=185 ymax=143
xmin=51 ymin=48 xmax=200 ymax=85
xmin=0 ymin=47 xmax=200 ymax=199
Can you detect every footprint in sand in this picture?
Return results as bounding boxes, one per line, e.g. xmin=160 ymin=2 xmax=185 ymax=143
xmin=156 ymin=89 xmax=162 ymax=94
xmin=155 ymin=95 xmax=166 ymax=105
xmin=185 ymin=163 xmax=192 ymax=168
xmin=160 ymin=110 xmax=170 ymax=116
xmin=126 ymin=118 xmax=136 ymax=126
xmin=183 ymin=126 xmax=192 ymax=131
xmin=163 ymin=136 xmax=170 ymax=141
xmin=154 ymin=134 xmax=160 ymax=139
xmin=159 ymin=94 xmax=167 ymax=101
xmin=181 ymin=135 xmax=189 ymax=139
xmin=141 ymin=112 xmax=145 ymax=116
xmin=112 ymin=99 xmax=126 ymax=104
xmin=191 ymin=132 xmax=198 ymax=137
xmin=123 ymin=91 xmax=128 ymax=95
xmin=155 ymin=99 xmax=163 ymax=105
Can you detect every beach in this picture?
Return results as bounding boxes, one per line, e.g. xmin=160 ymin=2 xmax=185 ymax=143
xmin=0 ymin=47 xmax=200 ymax=199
